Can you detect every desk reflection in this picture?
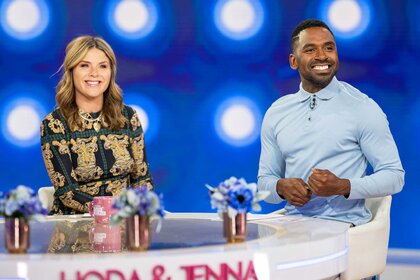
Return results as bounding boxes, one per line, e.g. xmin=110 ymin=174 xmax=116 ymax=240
xmin=90 ymin=223 xmax=121 ymax=253
xmin=2 ymin=217 xmax=271 ymax=254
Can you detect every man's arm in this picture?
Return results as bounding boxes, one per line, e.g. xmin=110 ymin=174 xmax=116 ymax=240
xmin=348 ymin=100 xmax=404 ymax=199
xmin=257 ymin=111 xmax=311 ymax=206
xmin=308 ymin=100 xmax=404 ymax=199
xmin=257 ymin=112 xmax=284 ymax=203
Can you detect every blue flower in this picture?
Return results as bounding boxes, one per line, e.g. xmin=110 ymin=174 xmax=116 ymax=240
xmin=110 ymin=186 xmax=165 ymax=229
xmin=0 ymin=185 xmax=48 ymax=219
xmin=206 ymin=177 xmax=270 ymax=217
xmin=227 ymin=186 xmax=253 ymax=213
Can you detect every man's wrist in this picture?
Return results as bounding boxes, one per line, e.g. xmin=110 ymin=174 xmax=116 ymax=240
xmin=340 ymin=178 xmax=351 ymax=198
xmin=276 ymin=179 xmax=285 ymax=199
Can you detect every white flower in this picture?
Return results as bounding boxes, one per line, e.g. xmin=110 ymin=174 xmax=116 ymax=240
xmin=15 ymin=185 xmax=33 ymax=201
xmin=126 ymin=189 xmax=140 ymax=208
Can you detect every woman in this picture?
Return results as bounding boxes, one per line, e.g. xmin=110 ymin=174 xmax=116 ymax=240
xmin=40 ymin=36 xmax=153 ymax=215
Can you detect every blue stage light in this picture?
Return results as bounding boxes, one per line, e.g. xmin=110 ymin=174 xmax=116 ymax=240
xmin=105 ymin=0 xmax=158 ymax=40
xmin=195 ymin=0 xmax=280 ymax=57
xmin=1 ymin=97 xmax=46 ymax=147
xmin=214 ymin=0 xmax=265 ymax=40
xmin=124 ymin=92 xmax=160 ymax=142
xmin=94 ymin=0 xmax=173 ymax=57
xmin=0 ymin=0 xmax=50 ymax=40
xmin=308 ymin=0 xmax=386 ymax=58
xmin=318 ymin=0 xmax=371 ymax=39
xmin=214 ymin=96 xmax=262 ymax=147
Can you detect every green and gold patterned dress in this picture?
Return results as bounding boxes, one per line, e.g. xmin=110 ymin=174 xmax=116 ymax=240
xmin=40 ymin=105 xmax=153 ymax=215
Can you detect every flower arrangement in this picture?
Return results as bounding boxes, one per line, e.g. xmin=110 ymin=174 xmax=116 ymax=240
xmin=110 ymin=186 xmax=165 ymax=228
xmin=0 ymin=185 xmax=48 ymax=219
xmin=206 ymin=177 xmax=269 ymax=218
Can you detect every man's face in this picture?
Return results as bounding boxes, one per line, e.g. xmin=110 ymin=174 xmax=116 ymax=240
xmin=289 ymin=27 xmax=339 ymax=93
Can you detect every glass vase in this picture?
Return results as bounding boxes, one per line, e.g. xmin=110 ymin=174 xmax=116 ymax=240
xmin=126 ymin=214 xmax=150 ymax=251
xmin=223 ymin=212 xmax=247 ymax=243
xmin=5 ymin=217 xmax=30 ymax=254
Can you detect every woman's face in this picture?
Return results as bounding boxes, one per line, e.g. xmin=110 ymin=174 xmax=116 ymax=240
xmin=73 ymin=48 xmax=111 ymax=110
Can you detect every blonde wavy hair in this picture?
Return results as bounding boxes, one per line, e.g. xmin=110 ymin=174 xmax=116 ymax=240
xmin=56 ymin=36 xmax=126 ymax=131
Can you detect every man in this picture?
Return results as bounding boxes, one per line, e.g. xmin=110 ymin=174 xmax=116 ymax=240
xmin=257 ymin=19 xmax=404 ymax=226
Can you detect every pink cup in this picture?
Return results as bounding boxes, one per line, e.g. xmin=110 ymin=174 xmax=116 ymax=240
xmin=90 ymin=223 xmax=121 ymax=253
xmin=88 ymin=196 xmax=114 ymax=224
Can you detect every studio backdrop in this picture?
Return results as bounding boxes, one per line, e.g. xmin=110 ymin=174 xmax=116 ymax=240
xmin=0 ymin=0 xmax=418 ymax=249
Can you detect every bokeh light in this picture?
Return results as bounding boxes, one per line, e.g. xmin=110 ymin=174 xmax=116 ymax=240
xmin=320 ymin=0 xmax=371 ymax=39
xmin=124 ymin=92 xmax=160 ymax=142
xmin=215 ymin=96 xmax=262 ymax=147
xmin=0 ymin=0 xmax=49 ymax=40
xmin=2 ymin=98 xmax=45 ymax=147
xmin=214 ymin=0 xmax=264 ymax=40
xmin=107 ymin=0 xmax=158 ymax=40
xmin=328 ymin=0 xmax=362 ymax=32
xmin=130 ymin=105 xmax=149 ymax=134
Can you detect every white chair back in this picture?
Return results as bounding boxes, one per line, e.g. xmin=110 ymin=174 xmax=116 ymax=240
xmin=38 ymin=186 xmax=55 ymax=212
xmin=341 ymin=195 xmax=392 ymax=280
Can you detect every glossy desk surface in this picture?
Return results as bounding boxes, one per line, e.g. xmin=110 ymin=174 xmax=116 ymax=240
xmin=0 ymin=213 xmax=349 ymax=280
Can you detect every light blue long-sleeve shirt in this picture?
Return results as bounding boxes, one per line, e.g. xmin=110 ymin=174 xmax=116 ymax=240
xmin=257 ymin=77 xmax=404 ymax=225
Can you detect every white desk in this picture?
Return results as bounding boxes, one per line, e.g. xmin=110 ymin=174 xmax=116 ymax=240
xmin=0 ymin=213 xmax=349 ymax=280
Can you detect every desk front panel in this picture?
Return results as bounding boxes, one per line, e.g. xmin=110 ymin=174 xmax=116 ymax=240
xmin=0 ymin=213 xmax=348 ymax=280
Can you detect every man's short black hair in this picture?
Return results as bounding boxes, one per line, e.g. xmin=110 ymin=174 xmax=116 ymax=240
xmin=290 ymin=19 xmax=335 ymax=52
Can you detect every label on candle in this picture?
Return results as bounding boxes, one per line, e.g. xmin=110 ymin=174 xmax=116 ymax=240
xmin=93 ymin=232 xmax=107 ymax=243
xmin=93 ymin=205 xmax=106 ymax=216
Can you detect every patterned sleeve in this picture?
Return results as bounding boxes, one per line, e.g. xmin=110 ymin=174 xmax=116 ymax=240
xmin=126 ymin=106 xmax=154 ymax=190
xmin=40 ymin=112 xmax=87 ymax=213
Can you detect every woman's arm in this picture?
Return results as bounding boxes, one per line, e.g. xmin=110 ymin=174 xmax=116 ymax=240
xmin=126 ymin=107 xmax=154 ymax=190
xmin=40 ymin=112 xmax=87 ymax=213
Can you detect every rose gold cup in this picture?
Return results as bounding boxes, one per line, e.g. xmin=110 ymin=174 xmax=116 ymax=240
xmin=126 ymin=215 xmax=150 ymax=251
xmin=5 ymin=217 xmax=30 ymax=254
xmin=90 ymin=223 xmax=121 ymax=253
xmin=223 ymin=212 xmax=247 ymax=243
xmin=88 ymin=196 xmax=114 ymax=224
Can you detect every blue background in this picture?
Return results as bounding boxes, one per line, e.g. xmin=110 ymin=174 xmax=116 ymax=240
xmin=0 ymin=0 xmax=418 ymax=249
